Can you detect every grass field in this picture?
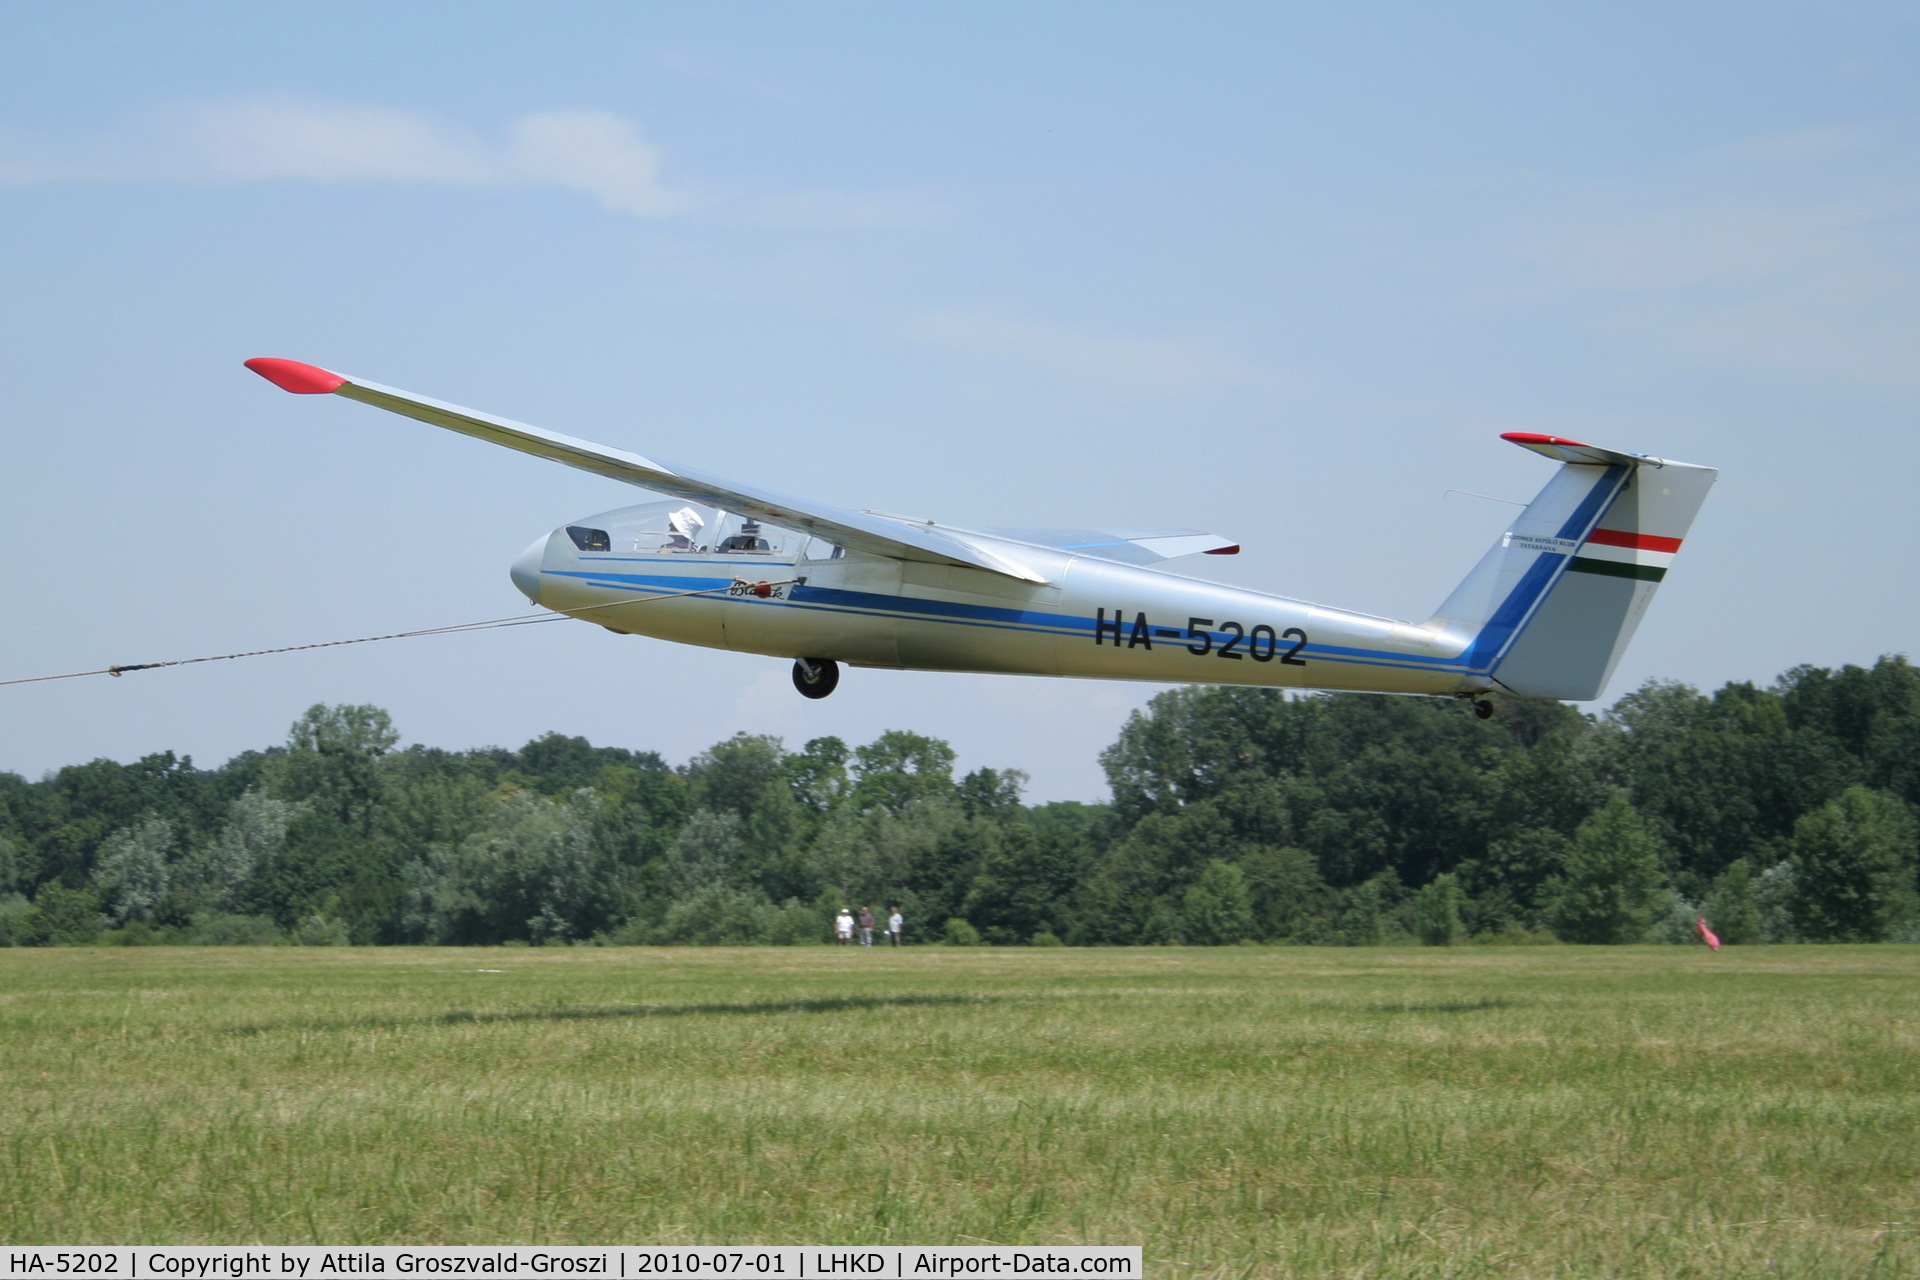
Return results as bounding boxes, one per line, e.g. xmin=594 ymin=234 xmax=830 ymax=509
xmin=2 ymin=945 xmax=1917 ymax=1278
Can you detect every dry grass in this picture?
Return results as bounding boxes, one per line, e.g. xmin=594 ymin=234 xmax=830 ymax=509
xmin=3 ymin=945 xmax=1918 ymax=1277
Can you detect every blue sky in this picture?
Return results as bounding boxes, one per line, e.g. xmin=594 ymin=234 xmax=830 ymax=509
xmin=3 ymin=2 xmax=1917 ymax=799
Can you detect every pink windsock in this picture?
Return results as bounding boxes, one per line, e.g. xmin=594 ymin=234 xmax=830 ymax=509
xmin=1695 ymin=916 xmax=1721 ymax=951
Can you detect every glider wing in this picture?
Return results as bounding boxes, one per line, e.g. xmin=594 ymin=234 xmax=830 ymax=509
xmin=245 ymin=358 xmax=1047 ymax=583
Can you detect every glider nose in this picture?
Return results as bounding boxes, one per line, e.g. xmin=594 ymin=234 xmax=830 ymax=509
xmin=510 ymin=534 xmax=547 ymax=604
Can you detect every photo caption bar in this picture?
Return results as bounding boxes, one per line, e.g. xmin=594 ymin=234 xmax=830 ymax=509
xmin=4 ymin=1248 xmax=1140 ymax=1280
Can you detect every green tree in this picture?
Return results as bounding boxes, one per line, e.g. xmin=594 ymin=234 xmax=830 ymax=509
xmin=1788 ymin=786 xmax=1919 ymax=942
xmin=1479 ymin=729 xmax=1607 ymax=851
xmin=851 ymin=730 xmax=957 ymax=815
xmin=515 ymin=732 xmax=641 ymax=794
xmin=785 ymin=736 xmax=851 ymax=816
xmin=1544 ymin=794 xmax=1671 ymax=943
xmin=1099 ymin=687 xmax=1286 ymax=821
xmin=943 ymin=917 xmax=982 ymax=946
xmin=91 ymin=816 xmax=171 ymax=924
xmin=0 ymin=893 xmax=32 ymax=946
xmin=963 ymin=821 xmax=1071 ymax=944
xmin=1338 ymin=873 xmax=1397 ymax=946
xmin=1458 ymin=828 xmax=1569 ymax=932
xmin=661 ymin=809 xmax=747 ymax=899
xmin=293 ymin=912 xmax=350 ymax=945
xmin=178 ymin=790 xmax=302 ymax=915
xmin=589 ymin=755 xmax=686 ymax=896
xmin=1702 ymin=858 xmax=1763 ymax=945
xmin=957 ymin=767 xmax=1027 ymax=821
xmin=1237 ymin=845 xmax=1331 ymax=941
xmin=1181 ymin=860 xmax=1254 ymax=945
xmin=19 ymin=882 xmax=102 ymax=946
xmin=685 ymin=733 xmax=807 ymax=897
xmin=1410 ymin=872 xmax=1467 ymax=945
xmin=0 ymin=833 xmax=27 ymax=895
xmin=400 ymin=789 xmax=617 ymax=944
xmin=809 ymin=796 xmax=964 ymax=908
xmin=1605 ymin=680 xmax=1846 ymax=896
xmin=374 ymin=768 xmax=493 ymax=856
xmin=273 ymin=704 xmax=398 ymax=831
xmin=651 ymin=884 xmax=782 ymax=945
xmin=1779 ymin=656 xmax=1920 ymax=809
xmin=964 ymin=803 xmax=1099 ymax=943
xmin=1754 ymin=861 xmax=1800 ymax=943
xmin=687 ymin=734 xmax=787 ymax=820
xmin=1069 ymin=804 xmax=1229 ymax=944
xmin=589 ymin=753 xmax=688 ymax=826
xmin=1098 ymin=685 xmax=1547 ymax=894
xmin=31 ymin=752 xmax=217 ymax=888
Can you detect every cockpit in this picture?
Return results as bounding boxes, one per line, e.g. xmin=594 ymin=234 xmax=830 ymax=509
xmin=557 ymin=500 xmax=842 ymax=560
xmin=716 ymin=519 xmax=773 ymax=553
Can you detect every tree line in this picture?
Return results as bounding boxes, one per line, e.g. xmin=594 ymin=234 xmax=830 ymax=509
xmin=2 ymin=655 xmax=1917 ymax=947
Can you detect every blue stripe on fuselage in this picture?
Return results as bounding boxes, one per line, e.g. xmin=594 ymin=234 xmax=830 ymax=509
xmin=548 ymin=568 xmax=733 ymax=592
xmin=545 ymin=570 xmax=1469 ymax=673
xmin=787 ymin=583 xmax=1078 ymax=634
xmin=543 ymin=526 xmax=1642 ymax=682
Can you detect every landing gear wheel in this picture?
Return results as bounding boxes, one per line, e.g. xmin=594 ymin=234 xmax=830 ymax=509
xmin=792 ymin=658 xmax=840 ymax=700
xmin=1473 ymin=699 xmax=1495 ymax=720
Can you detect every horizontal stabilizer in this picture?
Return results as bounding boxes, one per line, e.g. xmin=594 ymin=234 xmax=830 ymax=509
xmin=1501 ymin=432 xmax=1665 ymax=469
xmin=974 ymin=526 xmax=1239 ymax=566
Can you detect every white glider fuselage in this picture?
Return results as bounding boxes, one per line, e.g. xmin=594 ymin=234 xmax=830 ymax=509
xmin=519 ymin=509 xmax=1474 ymax=696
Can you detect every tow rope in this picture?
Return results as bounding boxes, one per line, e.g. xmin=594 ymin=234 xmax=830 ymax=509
xmin=0 ymin=578 xmax=799 ymax=688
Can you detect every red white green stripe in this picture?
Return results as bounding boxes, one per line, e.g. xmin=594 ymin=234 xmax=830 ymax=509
xmin=1568 ymin=527 xmax=1681 ymax=582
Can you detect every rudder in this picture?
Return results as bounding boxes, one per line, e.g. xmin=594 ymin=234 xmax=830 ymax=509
xmin=1426 ymin=434 xmax=1717 ymax=702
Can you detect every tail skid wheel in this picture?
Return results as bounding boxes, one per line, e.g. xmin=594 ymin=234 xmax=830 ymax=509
xmin=792 ymin=657 xmax=840 ymax=700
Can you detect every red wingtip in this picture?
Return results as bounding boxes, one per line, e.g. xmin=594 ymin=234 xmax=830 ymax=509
xmin=1203 ymin=544 xmax=1241 ymax=555
xmin=244 ymin=357 xmax=347 ymax=395
xmin=1501 ymin=431 xmax=1591 ymax=448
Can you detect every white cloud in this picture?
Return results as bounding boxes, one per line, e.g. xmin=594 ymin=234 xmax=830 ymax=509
xmin=0 ymin=97 xmax=692 ymax=216
xmin=160 ymin=98 xmax=496 ymax=184
xmin=908 ymin=307 xmax=1268 ymax=395
xmin=0 ymin=97 xmax=959 ymax=227
xmin=506 ymin=110 xmax=690 ymax=216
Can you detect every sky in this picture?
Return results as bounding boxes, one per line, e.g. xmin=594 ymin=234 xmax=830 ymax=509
xmin=3 ymin=1 xmax=1918 ymax=801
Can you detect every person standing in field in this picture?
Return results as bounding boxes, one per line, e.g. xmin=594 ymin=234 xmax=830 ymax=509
xmin=887 ymin=907 xmax=904 ymax=946
xmin=857 ymin=906 xmax=876 ymax=947
xmin=834 ymin=908 xmax=854 ymax=946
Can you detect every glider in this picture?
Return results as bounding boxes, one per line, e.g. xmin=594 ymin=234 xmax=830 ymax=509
xmin=245 ymin=358 xmax=1716 ymax=710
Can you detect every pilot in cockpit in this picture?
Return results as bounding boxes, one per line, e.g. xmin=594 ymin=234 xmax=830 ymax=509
xmin=719 ymin=518 xmax=772 ymax=553
xmin=662 ymin=506 xmax=704 ymax=552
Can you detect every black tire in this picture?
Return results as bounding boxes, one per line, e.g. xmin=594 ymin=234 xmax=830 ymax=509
xmin=1473 ymin=699 xmax=1495 ymax=720
xmin=792 ymin=658 xmax=840 ymax=699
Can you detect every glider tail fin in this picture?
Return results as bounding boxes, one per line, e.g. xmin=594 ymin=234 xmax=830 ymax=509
xmin=1427 ymin=434 xmax=1717 ymax=701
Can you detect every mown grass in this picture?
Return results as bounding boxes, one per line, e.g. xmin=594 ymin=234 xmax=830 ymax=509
xmin=3 ymin=945 xmax=1918 ymax=1277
